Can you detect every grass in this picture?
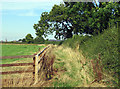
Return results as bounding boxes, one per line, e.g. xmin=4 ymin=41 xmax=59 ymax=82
xmin=52 ymin=46 xmax=96 ymax=87
xmin=1 ymin=44 xmax=51 ymax=87
xmin=1 ymin=58 xmax=33 ymax=64
xmin=80 ymin=27 xmax=119 ymax=87
xmin=2 ymin=57 xmax=34 ymax=87
xmin=2 ymin=44 xmax=45 ymax=56
xmin=61 ymin=26 xmax=119 ymax=87
xmin=1 ymin=44 xmax=45 ymax=64
xmin=52 ymin=45 xmax=118 ymax=87
xmin=1 ymin=24 xmax=119 ymax=87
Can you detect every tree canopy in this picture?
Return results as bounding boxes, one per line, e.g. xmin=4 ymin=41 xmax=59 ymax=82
xmin=25 ymin=34 xmax=34 ymax=43
xmin=33 ymin=1 xmax=119 ymax=40
xmin=34 ymin=36 xmax=45 ymax=44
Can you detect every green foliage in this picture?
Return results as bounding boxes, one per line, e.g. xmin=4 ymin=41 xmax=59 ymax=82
xmin=34 ymin=36 xmax=45 ymax=44
xmin=22 ymin=38 xmax=26 ymax=43
xmin=33 ymin=12 xmax=49 ymax=38
xmin=18 ymin=39 xmax=22 ymax=41
xmin=80 ymin=27 xmax=119 ymax=73
xmin=63 ymin=34 xmax=91 ymax=50
xmin=44 ymin=40 xmax=63 ymax=45
xmin=34 ymin=2 xmax=119 ymax=39
xmin=25 ymin=34 xmax=34 ymax=44
xmin=62 ymin=26 xmax=119 ymax=86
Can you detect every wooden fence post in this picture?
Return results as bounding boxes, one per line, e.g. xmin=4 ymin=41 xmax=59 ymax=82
xmin=33 ymin=57 xmax=35 ymax=80
xmin=34 ymin=55 xmax=39 ymax=84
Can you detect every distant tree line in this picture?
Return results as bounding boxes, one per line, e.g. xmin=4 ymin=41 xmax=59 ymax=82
xmin=18 ymin=34 xmax=61 ymax=44
xmin=18 ymin=34 xmax=45 ymax=44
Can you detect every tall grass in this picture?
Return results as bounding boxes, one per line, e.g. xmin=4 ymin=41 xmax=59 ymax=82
xmin=52 ymin=46 xmax=93 ymax=87
xmin=52 ymin=46 xmax=113 ymax=87
xmin=62 ymin=26 xmax=119 ymax=87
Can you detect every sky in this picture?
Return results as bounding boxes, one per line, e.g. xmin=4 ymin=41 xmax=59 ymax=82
xmin=0 ymin=0 xmax=99 ymax=41
xmin=0 ymin=0 xmax=63 ymax=41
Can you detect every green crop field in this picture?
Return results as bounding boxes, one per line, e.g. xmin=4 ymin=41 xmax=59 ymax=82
xmin=0 ymin=44 xmax=45 ymax=64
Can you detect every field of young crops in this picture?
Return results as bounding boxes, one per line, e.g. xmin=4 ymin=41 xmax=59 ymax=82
xmin=0 ymin=44 xmax=45 ymax=64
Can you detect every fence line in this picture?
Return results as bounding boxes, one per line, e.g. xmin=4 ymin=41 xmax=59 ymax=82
xmin=0 ymin=55 xmax=35 ymax=59
xmin=1 ymin=70 xmax=34 ymax=75
xmin=0 ymin=46 xmax=50 ymax=84
xmin=0 ymin=63 xmax=34 ymax=67
xmin=33 ymin=46 xmax=49 ymax=83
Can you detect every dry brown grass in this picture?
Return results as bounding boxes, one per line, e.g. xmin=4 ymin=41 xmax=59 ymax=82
xmin=52 ymin=45 xmax=108 ymax=87
xmin=2 ymin=57 xmax=35 ymax=87
xmin=2 ymin=46 xmax=55 ymax=87
xmin=2 ymin=66 xmax=34 ymax=87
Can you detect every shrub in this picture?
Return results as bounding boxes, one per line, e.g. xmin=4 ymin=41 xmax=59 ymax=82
xmin=62 ymin=26 xmax=119 ymax=85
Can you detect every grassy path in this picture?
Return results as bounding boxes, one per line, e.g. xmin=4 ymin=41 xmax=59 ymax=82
xmin=51 ymin=45 xmax=114 ymax=87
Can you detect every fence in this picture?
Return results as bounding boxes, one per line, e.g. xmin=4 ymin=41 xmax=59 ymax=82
xmin=0 ymin=46 xmax=50 ymax=84
xmin=33 ymin=46 xmax=50 ymax=83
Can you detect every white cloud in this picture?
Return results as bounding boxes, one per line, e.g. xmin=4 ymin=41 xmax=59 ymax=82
xmin=18 ymin=10 xmax=39 ymax=16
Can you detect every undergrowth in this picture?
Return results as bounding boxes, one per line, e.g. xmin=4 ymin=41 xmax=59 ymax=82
xmin=53 ymin=46 xmax=100 ymax=87
xmin=62 ymin=26 xmax=119 ymax=87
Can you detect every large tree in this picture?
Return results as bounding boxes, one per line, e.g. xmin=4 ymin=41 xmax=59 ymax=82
xmin=33 ymin=12 xmax=50 ymax=38
xmin=33 ymin=4 xmax=73 ymax=40
xmin=33 ymin=2 xmax=119 ymax=39
xmin=64 ymin=2 xmax=119 ymax=35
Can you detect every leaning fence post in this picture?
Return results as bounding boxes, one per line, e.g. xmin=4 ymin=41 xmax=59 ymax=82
xmin=34 ymin=55 xmax=39 ymax=84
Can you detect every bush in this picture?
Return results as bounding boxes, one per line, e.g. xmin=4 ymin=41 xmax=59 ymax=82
xmin=44 ymin=40 xmax=63 ymax=45
xmin=34 ymin=36 xmax=45 ymax=44
xmin=62 ymin=34 xmax=91 ymax=49
xmin=80 ymin=26 xmax=119 ymax=74
xmin=62 ymin=26 xmax=119 ymax=85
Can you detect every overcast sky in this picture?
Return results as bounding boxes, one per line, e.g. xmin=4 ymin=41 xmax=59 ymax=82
xmin=0 ymin=0 xmax=63 ymax=41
